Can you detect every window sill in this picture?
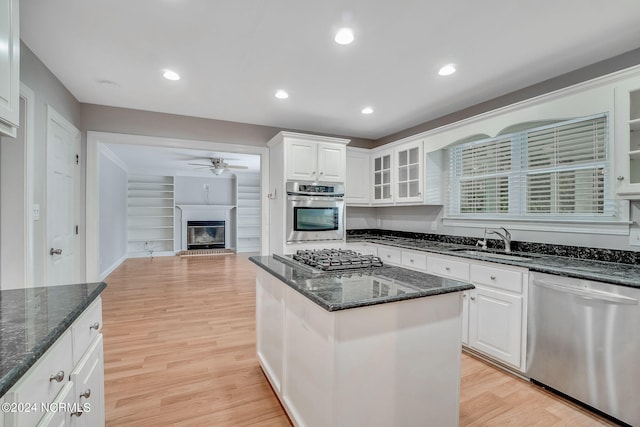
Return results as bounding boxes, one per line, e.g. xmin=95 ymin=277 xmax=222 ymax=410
xmin=441 ymin=216 xmax=632 ymax=235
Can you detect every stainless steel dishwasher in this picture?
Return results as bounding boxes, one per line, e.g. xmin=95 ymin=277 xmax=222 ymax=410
xmin=527 ymin=272 xmax=639 ymax=426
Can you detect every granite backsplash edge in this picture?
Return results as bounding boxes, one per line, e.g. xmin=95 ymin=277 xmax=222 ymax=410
xmin=346 ymin=229 xmax=640 ymax=265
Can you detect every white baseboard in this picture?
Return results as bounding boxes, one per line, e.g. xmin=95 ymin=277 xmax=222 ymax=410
xmin=99 ymin=254 xmax=127 ymax=281
xmin=126 ymin=251 xmax=177 ymax=259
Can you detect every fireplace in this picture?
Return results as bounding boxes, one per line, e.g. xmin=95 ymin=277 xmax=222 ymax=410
xmin=186 ymin=220 xmax=225 ymax=249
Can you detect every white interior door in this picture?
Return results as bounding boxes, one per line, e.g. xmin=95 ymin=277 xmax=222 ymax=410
xmin=46 ymin=107 xmax=80 ymax=285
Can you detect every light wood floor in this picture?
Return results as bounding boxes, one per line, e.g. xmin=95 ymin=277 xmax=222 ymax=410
xmin=102 ymin=255 xmax=618 ymax=426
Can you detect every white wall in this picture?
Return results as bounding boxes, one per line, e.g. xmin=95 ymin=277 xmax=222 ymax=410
xmin=99 ymin=147 xmax=128 ymax=278
xmin=174 ymin=175 xmax=234 ymax=205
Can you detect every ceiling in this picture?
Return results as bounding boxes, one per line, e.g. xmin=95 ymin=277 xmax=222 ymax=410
xmin=20 ymin=1 xmax=640 ymax=140
xmin=104 ymin=143 xmax=261 ymax=177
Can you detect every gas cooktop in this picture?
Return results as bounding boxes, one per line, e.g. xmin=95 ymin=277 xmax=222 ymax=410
xmin=277 ymin=249 xmax=384 ymax=272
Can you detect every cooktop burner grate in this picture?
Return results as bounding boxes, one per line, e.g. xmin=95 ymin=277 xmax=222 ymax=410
xmin=292 ymin=249 xmax=383 ymax=271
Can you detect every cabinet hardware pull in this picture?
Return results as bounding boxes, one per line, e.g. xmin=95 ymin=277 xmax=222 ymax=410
xmin=445 ymin=266 xmax=450 ymax=271
xmin=410 ymin=259 xmax=414 ymax=262
xmin=71 ymin=411 xmax=83 ymax=417
xmin=470 ymin=296 xmax=476 ymax=301
xmin=49 ymin=370 xmax=65 ymax=382
xmin=490 ymin=276 xmax=496 ymax=280
xmin=617 ymin=176 xmax=624 ymax=181
xmin=90 ymin=322 xmax=100 ymax=330
xmin=80 ymin=389 xmax=91 ymax=399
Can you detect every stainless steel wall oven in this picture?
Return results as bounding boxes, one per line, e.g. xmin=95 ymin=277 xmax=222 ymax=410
xmin=286 ymin=181 xmax=345 ymax=243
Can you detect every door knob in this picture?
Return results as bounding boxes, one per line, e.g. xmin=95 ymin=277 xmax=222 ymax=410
xmin=49 ymin=248 xmax=63 ymax=256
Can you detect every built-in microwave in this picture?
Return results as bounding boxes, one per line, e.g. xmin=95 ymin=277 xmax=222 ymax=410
xmin=286 ymin=181 xmax=345 ymax=243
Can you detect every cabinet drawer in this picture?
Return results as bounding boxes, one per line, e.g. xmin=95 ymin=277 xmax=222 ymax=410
xmin=427 ymin=255 xmax=470 ymax=282
xmin=470 ymin=264 xmax=522 ymax=294
xmin=377 ymin=247 xmax=401 ymax=265
xmin=5 ymin=331 xmax=73 ymax=427
xmin=72 ymin=298 xmax=103 ymax=366
xmin=401 ymin=251 xmax=427 ymax=271
xmin=35 ymin=382 xmax=75 ymax=427
xmin=70 ymin=335 xmax=104 ymax=426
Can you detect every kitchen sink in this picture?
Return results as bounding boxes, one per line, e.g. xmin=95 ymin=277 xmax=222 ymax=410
xmin=450 ymin=249 xmax=539 ymax=262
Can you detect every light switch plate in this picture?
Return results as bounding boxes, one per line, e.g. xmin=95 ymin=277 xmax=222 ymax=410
xmin=629 ymin=228 xmax=640 ymax=246
xmin=33 ymin=204 xmax=40 ymax=221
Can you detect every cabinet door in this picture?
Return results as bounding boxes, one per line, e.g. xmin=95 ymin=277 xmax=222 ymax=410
xmin=256 ymin=270 xmax=285 ymax=392
xmin=345 ymin=150 xmax=370 ymax=204
xmin=468 ymin=286 xmax=522 ymax=368
xmin=372 ymin=150 xmax=393 ymax=203
xmin=461 ymin=291 xmax=470 ymax=345
xmin=614 ymin=78 xmax=640 ymax=197
xmin=70 ymin=335 xmax=104 ymax=427
xmin=35 ymin=382 xmax=76 ymax=427
xmin=395 ymin=141 xmax=424 ymax=203
xmin=286 ymin=139 xmax=317 ymax=181
xmin=0 ymin=0 xmax=19 ymax=136
xmin=317 ymin=142 xmax=346 ymax=182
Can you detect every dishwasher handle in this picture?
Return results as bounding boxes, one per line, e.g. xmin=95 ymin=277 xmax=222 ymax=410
xmin=532 ymin=280 xmax=638 ymax=305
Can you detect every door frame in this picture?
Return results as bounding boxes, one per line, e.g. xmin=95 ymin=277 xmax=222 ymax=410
xmin=45 ymin=105 xmax=82 ymax=285
xmin=22 ymin=83 xmax=35 ymax=287
xmin=85 ymin=131 xmax=270 ymax=281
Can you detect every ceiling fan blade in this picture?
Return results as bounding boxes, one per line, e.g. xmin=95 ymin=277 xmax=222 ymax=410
xmin=188 ymin=163 xmax=213 ymax=167
xmin=225 ymin=165 xmax=249 ymax=169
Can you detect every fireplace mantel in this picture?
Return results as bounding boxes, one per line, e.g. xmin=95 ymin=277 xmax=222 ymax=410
xmin=176 ymin=205 xmax=235 ymax=250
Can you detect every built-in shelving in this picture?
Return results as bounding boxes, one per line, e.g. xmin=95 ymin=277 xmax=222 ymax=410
xmin=235 ymin=173 xmax=261 ymax=252
xmin=127 ymin=175 xmax=175 ymax=257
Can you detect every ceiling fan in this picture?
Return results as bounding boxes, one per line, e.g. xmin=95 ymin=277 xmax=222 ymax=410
xmin=188 ymin=157 xmax=248 ymax=175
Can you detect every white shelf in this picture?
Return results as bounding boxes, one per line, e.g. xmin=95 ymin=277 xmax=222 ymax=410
xmin=127 ymin=175 xmax=175 ymax=255
xmin=236 ymin=173 xmax=261 ymax=253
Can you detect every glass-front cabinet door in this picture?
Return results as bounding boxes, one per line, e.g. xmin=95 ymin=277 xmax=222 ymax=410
xmin=395 ymin=140 xmax=424 ymax=203
xmin=372 ymin=150 xmax=393 ymax=203
xmin=614 ymin=77 xmax=640 ymax=198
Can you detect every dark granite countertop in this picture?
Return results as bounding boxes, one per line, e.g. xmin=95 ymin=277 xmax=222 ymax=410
xmin=249 ymin=256 xmax=473 ymax=312
xmin=0 ymin=282 xmax=107 ymax=397
xmin=346 ymin=233 xmax=640 ymax=289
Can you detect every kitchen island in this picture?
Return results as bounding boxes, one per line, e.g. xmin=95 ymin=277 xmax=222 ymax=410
xmin=250 ymin=255 xmax=473 ymax=427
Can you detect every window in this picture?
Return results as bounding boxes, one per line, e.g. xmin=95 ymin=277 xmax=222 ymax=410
xmin=447 ymin=114 xmax=614 ymax=221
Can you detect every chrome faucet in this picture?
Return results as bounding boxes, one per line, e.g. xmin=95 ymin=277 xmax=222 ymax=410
xmin=487 ymin=227 xmax=511 ymax=252
xmin=476 ymin=228 xmax=488 ymax=250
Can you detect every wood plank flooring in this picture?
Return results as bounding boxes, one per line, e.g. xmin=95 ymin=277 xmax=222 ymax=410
xmin=102 ymin=255 xmax=619 ymax=426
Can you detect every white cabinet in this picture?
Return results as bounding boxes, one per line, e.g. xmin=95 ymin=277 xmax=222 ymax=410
xmin=345 ymin=148 xmax=370 ymax=205
xmin=467 ymin=264 xmax=525 ymax=369
xmin=344 ymin=243 xmax=377 ymax=256
xmin=127 ymin=175 xmax=175 ymax=256
xmin=371 ymin=149 xmax=393 ymax=204
xmin=415 ymin=248 xmax=528 ymax=371
xmin=285 ymin=138 xmax=346 ymax=182
xmin=401 ymin=249 xmax=427 ymax=271
xmin=0 ymin=0 xmax=19 ymax=138
xmin=377 ymin=245 xmax=401 ymax=265
xmin=614 ymin=77 xmax=640 ymax=198
xmin=4 ymin=298 xmax=105 ymax=426
xmin=255 ymin=270 xmax=285 ymax=393
xmin=370 ymin=138 xmax=439 ymax=205
xmin=394 ymin=140 xmax=424 ymax=203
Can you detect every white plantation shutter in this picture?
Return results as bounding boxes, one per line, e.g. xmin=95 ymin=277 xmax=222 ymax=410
xmin=525 ymin=116 xmax=608 ymax=216
xmin=448 ymin=113 xmax=613 ymax=220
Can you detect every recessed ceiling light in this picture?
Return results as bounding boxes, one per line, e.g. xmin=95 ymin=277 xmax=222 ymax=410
xmin=275 ymin=89 xmax=289 ymax=99
xmin=335 ymin=28 xmax=354 ymax=45
xmin=162 ymin=69 xmax=180 ymax=81
xmin=438 ymin=64 xmax=456 ymax=76
xmin=361 ymin=106 xmax=374 ymax=115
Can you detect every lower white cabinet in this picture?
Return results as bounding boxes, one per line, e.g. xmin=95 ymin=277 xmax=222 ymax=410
xmin=461 ymin=291 xmax=470 ymax=345
xmin=3 ymin=298 xmax=104 ymax=427
xmin=376 ymin=246 xmax=401 ymax=265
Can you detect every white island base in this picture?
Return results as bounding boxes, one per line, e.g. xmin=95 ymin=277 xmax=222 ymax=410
xmin=256 ymin=269 xmax=464 ymax=427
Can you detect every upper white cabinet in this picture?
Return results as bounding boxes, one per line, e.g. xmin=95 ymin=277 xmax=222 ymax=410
xmin=394 ymin=140 xmax=424 ymax=203
xmin=368 ymin=138 xmax=442 ymax=206
xmin=614 ymin=77 xmax=640 ymax=198
xmin=345 ymin=148 xmax=370 ymax=205
xmin=0 ymin=0 xmax=19 ymax=137
xmin=372 ymin=148 xmax=393 ymax=204
xmin=285 ymin=137 xmax=347 ymax=182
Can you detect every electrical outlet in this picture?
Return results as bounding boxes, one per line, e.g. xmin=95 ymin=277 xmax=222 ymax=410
xmin=33 ymin=204 xmax=40 ymax=221
xmin=430 ymin=221 xmax=437 ymax=231
xmin=376 ymin=218 xmax=382 ymax=227
xmin=629 ymin=228 xmax=640 ymax=246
